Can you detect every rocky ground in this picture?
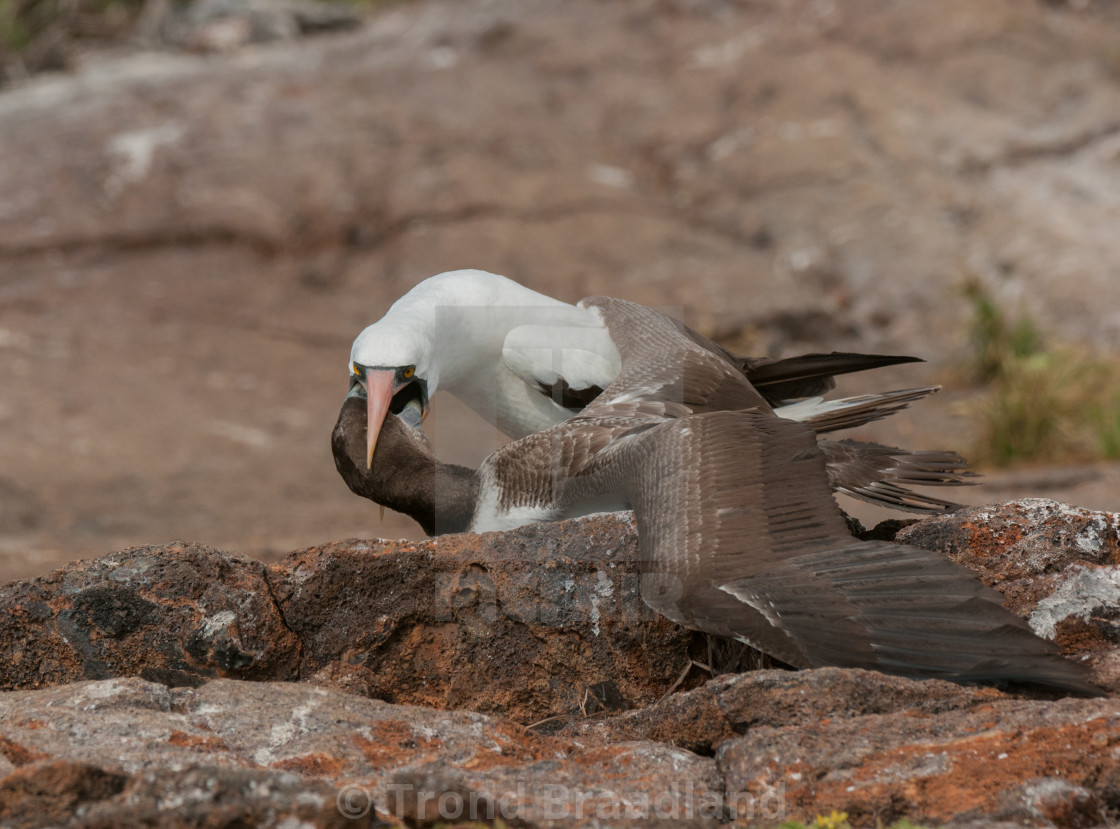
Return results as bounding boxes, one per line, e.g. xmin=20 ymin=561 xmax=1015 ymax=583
xmin=3 ymin=0 xmax=1120 ymax=826
xmin=1 ymin=500 xmax=1119 ymax=827
xmin=2 ymin=0 xmax=1120 ymax=581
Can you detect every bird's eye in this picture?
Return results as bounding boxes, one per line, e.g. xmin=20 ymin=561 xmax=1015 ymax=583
xmin=352 ymin=364 xmax=361 ymax=377
xmin=402 ymin=366 xmax=415 ymax=379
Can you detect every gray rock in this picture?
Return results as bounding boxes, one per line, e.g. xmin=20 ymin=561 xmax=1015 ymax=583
xmin=1030 ymin=564 xmax=1120 ymax=640
xmin=717 ymin=695 xmax=1120 ymax=828
xmin=0 ymin=677 xmax=722 ymax=828
xmin=897 ymin=499 xmax=1120 ymax=690
xmin=0 ymin=516 xmax=713 ymax=724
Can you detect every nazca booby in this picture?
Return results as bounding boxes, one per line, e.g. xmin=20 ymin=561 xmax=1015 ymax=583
xmin=349 ymin=270 xmax=970 ymax=514
xmin=333 ymin=296 xmax=1096 ymax=694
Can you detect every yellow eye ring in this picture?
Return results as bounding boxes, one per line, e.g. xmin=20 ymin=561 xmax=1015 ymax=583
xmin=352 ymin=364 xmax=360 ymax=376
xmin=402 ymin=366 xmax=415 ymax=379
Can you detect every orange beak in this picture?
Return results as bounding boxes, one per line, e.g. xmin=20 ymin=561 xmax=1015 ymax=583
xmin=362 ymin=369 xmax=397 ymax=469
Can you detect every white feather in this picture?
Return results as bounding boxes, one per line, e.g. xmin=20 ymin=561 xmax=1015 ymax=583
xmin=502 ymin=323 xmax=619 ymax=393
xmin=773 ymin=388 xmax=935 ymax=424
xmin=350 ymin=270 xmax=616 ymax=439
xmin=470 ymin=467 xmax=560 ymax=532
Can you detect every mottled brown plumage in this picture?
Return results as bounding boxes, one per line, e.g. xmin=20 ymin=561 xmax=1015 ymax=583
xmin=334 ymin=296 xmax=1097 ymax=694
xmin=332 ymin=398 xmax=478 ymax=535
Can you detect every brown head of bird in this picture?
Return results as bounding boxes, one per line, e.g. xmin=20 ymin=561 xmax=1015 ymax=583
xmin=331 ymin=395 xmax=478 ymax=536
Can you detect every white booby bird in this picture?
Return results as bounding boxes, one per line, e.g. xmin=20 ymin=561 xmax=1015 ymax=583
xmin=332 ymin=296 xmax=1097 ymax=694
xmin=349 ymin=269 xmax=970 ymax=514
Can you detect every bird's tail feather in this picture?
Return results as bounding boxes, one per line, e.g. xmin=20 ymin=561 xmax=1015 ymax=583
xmin=775 ymin=387 xmax=941 ymax=433
xmin=839 ymin=481 xmax=966 ymax=513
xmin=741 ymin=351 xmax=923 ymax=404
xmin=822 ymin=439 xmax=976 ymax=514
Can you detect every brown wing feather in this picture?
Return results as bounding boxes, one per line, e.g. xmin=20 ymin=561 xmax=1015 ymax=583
xmin=480 ymin=298 xmax=1094 ymax=692
xmin=821 ymin=438 xmax=976 ymax=514
xmin=485 ymin=415 xmax=647 ymax=513
xmin=578 ymin=297 xmax=768 ymax=414
xmin=795 ymin=387 xmax=941 ymax=433
xmin=581 ymin=409 xmax=1098 ymax=693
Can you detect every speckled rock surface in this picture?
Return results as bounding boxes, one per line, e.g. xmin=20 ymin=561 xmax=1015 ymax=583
xmin=5 ymin=501 xmax=1119 ymax=722
xmin=718 ymin=694 xmax=1120 ymax=828
xmin=0 ymin=677 xmax=724 ymax=828
xmin=0 ymin=542 xmax=301 ymax=690
xmin=897 ymin=499 xmax=1120 ymax=689
xmin=0 ymin=674 xmax=1118 ymax=828
xmin=276 ymin=518 xmax=720 ymax=722
xmin=2 ymin=501 xmax=1119 ymax=827
xmin=557 ymin=667 xmax=1002 ymax=754
xmin=0 ymin=515 xmax=712 ymax=724
xmin=0 ymin=761 xmax=367 ymax=829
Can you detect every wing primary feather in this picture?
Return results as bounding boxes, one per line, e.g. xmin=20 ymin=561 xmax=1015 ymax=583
xmin=591 ymin=407 xmax=1101 ymax=695
xmin=743 ymin=352 xmax=923 ymax=404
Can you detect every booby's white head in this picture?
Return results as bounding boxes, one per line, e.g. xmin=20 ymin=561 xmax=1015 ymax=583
xmin=349 ymin=269 xmax=582 ymax=466
xmin=349 ymin=269 xmax=537 ymax=468
xmin=349 ymin=309 xmax=438 ymax=470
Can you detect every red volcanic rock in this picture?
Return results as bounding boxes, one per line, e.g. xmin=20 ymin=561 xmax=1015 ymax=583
xmin=0 ymin=500 xmax=1118 ymax=826
xmin=558 ymin=667 xmax=1003 ymax=754
xmin=0 ymin=677 xmax=723 ymax=828
xmin=0 ymin=674 xmax=1118 ymax=828
xmin=4 ymin=502 xmax=1119 ymax=724
xmin=0 ymin=517 xmax=714 ymax=724
xmin=0 ymin=760 xmax=366 ymax=829
xmin=895 ymin=499 xmax=1120 ymax=587
xmin=273 ymin=517 xmax=711 ymax=722
xmin=0 ymin=542 xmax=301 ymax=691
xmin=0 ymin=761 xmax=128 ymax=828
xmin=897 ymin=499 xmax=1120 ymax=690
xmin=718 ymin=695 xmax=1120 ymax=828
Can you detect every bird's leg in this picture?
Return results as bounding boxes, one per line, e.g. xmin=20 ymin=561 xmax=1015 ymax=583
xmin=658 ymin=659 xmax=712 ymax=703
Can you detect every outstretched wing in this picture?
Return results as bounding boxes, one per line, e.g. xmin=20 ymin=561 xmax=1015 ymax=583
xmin=480 ymin=299 xmax=1091 ymax=692
xmin=596 ymin=409 xmax=1097 ymax=694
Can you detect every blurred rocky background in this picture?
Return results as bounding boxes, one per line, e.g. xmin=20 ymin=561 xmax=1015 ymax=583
xmin=2 ymin=0 xmax=1120 ymax=582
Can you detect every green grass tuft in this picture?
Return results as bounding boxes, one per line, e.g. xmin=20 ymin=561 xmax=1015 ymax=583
xmin=963 ymin=277 xmax=1042 ymax=383
xmin=962 ymin=278 xmax=1120 ymax=466
xmin=0 ymin=0 xmax=31 ymax=52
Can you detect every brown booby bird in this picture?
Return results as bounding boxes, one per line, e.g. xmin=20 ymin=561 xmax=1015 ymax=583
xmin=334 ymin=297 xmax=1098 ymax=695
xmin=349 ymin=269 xmax=971 ymax=514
